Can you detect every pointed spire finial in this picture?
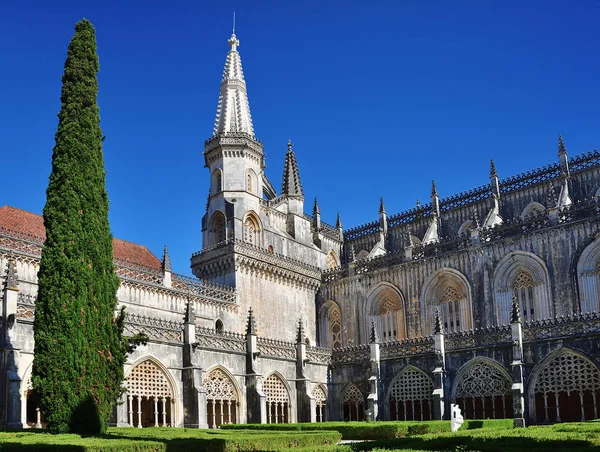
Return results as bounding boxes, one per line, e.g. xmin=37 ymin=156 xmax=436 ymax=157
xmin=184 ymin=297 xmax=195 ymax=324
xmin=313 ymin=197 xmax=320 ymax=215
xmin=416 ymin=199 xmax=421 ymax=209
xmin=547 ymin=185 xmax=558 ymax=208
xmin=161 ymin=245 xmax=172 ymax=273
xmin=431 ymin=180 xmax=438 ymax=198
xmin=490 ymin=159 xmax=497 ymax=178
xmin=281 ymin=140 xmax=304 ymax=197
xmin=379 ymin=197 xmax=386 ymax=214
xmin=558 ymin=135 xmax=567 ymax=155
xmin=296 ymin=319 xmax=305 ymax=343
xmin=228 ymin=32 xmax=240 ymax=52
xmin=246 ymin=307 xmax=256 ymax=335
xmin=434 ymin=308 xmax=443 ymax=334
xmin=472 ymin=206 xmax=480 ymax=229
xmin=336 ymin=212 xmax=342 ymax=229
xmin=232 ymin=11 xmax=236 ymax=34
xmin=349 ymin=243 xmax=356 ymax=262
xmin=369 ymin=319 xmax=380 ymax=344
xmin=4 ymin=254 xmax=18 ymax=291
xmin=510 ymin=294 xmax=521 ymax=324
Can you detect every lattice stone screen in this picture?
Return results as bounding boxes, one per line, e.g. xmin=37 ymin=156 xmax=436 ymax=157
xmin=127 ymin=360 xmax=173 ymax=398
xmin=455 ymin=360 xmax=512 ymax=419
xmin=263 ymin=374 xmax=290 ymax=423
xmin=534 ymin=351 xmax=600 ymax=422
xmin=203 ymin=368 xmax=238 ymax=427
xmin=388 ymin=368 xmax=433 ymax=420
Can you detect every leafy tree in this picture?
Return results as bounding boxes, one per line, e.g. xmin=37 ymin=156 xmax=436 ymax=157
xmin=32 ymin=18 xmax=126 ymax=434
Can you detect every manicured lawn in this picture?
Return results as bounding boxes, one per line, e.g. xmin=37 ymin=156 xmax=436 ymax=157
xmin=1 ymin=421 xmax=600 ymax=451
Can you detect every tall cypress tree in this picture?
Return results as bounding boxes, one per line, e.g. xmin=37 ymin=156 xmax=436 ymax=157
xmin=32 ymin=19 xmax=124 ymax=434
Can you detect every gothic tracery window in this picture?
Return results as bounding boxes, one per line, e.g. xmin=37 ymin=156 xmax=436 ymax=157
xmin=512 ymin=270 xmax=535 ymax=321
xmin=454 ymin=360 xmax=513 ymax=420
xmin=203 ymin=368 xmax=238 ymax=428
xmin=440 ymin=285 xmax=462 ymax=332
xmin=342 ymin=384 xmax=365 ymax=421
xmin=327 ymin=250 xmax=338 ymax=269
xmin=312 ymin=385 xmax=327 ymax=422
xmin=247 ymin=172 xmax=253 ymax=193
xmin=243 ymin=214 xmax=260 ymax=246
xmin=263 ymin=374 xmax=290 ymax=424
xmin=388 ymin=367 xmax=434 ymax=421
xmin=126 ymin=360 xmax=174 ymax=427
xmin=211 ymin=212 xmax=226 ymax=245
xmin=330 ymin=307 xmax=342 ymax=349
xmin=369 ymin=286 xmax=405 ymax=343
xmin=534 ymin=351 xmax=600 ymax=423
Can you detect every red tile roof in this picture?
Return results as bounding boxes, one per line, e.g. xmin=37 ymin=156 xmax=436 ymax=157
xmin=0 ymin=205 xmax=162 ymax=271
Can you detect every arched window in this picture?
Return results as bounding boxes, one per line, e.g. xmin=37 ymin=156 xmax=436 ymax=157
xmin=263 ymin=374 xmax=290 ymax=424
xmin=203 ymin=368 xmax=238 ymax=428
xmin=246 ymin=170 xmax=257 ymax=195
xmin=388 ymin=367 xmax=434 ymax=421
xmin=211 ymin=169 xmax=222 ymax=194
xmin=533 ymin=350 xmax=600 ymax=423
xmin=454 ymin=359 xmax=513 ymax=420
xmin=367 ymin=283 xmax=406 ymax=342
xmin=312 ymin=385 xmax=327 ymax=422
xmin=458 ymin=220 xmax=474 ymax=237
xmin=126 ymin=359 xmax=175 ymax=427
xmin=327 ymin=250 xmax=339 ymax=269
xmin=319 ymin=301 xmax=342 ymax=349
xmin=356 ymin=250 xmax=369 ymax=261
xmin=493 ymin=251 xmax=552 ymax=325
xmin=512 ymin=270 xmax=536 ymax=321
xmin=243 ymin=213 xmax=261 ymax=246
xmin=330 ymin=307 xmax=342 ymax=349
xmin=521 ymin=201 xmax=546 ymax=220
xmin=577 ymin=238 xmax=600 ymax=314
xmin=247 ymin=173 xmax=253 ymax=193
xmin=421 ymin=268 xmax=472 ymax=334
xmin=210 ymin=211 xmax=226 ymax=245
xmin=215 ymin=319 xmax=224 ymax=333
xmin=342 ymin=384 xmax=364 ymax=421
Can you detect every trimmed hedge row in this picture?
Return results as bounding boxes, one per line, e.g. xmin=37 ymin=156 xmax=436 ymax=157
xmin=0 ymin=430 xmax=342 ymax=452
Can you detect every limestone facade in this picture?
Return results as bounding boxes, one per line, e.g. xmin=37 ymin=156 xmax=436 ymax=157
xmin=2 ymin=33 xmax=600 ymax=429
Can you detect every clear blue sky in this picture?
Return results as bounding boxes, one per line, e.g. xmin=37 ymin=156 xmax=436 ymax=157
xmin=1 ymin=1 xmax=599 ymax=275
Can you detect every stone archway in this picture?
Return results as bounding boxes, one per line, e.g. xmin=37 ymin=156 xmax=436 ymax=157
xmin=125 ymin=358 xmax=176 ymax=427
xmin=342 ymin=384 xmax=364 ymax=421
xmin=386 ymin=366 xmax=434 ymax=421
xmin=203 ymin=367 xmax=239 ymax=428
xmin=312 ymin=385 xmax=327 ymax=422
xmin=263 ymin=373 xmax=291 ymax=424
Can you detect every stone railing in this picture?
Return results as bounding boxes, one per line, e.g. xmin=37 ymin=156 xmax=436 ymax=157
xmin=172 ymin=273 xmax=237 ymax=304
xmin=380 ymin=337 xmax=435 ymax=359
xmin=257 ymin=337 xmax=296 ymax=360
xmin=115 ymin=258 xmax=164 ymax=285
xmin=331 ymin=344 xmax=370 ymax=364
xmin=499 ymin=163 xmax=561 ymax=193
xmin=321 ymin=266 xmax=350 ymax=283
xmin=124 ymin=313 xmax=182 ymax=343
xmin=353 ymin=250 xmax=406 ymax=274
xmin=16 ymin=293 xmax=36 ymax=320
xmin=445 ymin=325 xmax=512 ymax=352
xmin=523 ymin=312 xmax=600 ymax=342
xmin=440 ymin=185 xmax=491 ymax=212
xmin=569 ymin=149 xmax=600 ymax=173
xmin=306 ymin=345 xmax=332 ymax=365
xmin=411 ymin=234 xmax=472 ymax=260
xmin=195 ymin=326 xmax=246 ymax=353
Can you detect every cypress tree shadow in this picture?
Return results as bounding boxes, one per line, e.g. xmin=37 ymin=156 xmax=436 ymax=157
xmin=70 ymin=396 xmax=101 ymax=436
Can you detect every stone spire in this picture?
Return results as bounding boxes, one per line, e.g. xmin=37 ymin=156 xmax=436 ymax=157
xmin=212 ymin=33 xmax=255 ymax=137
xmin=313 ymin=197 xmax=320 ymax=215
xmin=510 ymin=294 xmax=521 ymax=324
xmin=379 ymin=197 xmax=386 ymax=214
xmin=246 ymin=307 xmax=256 ymax=335
xmin=558 ymin=135 xmax=567 ymax=156
xmin=490 ymin=159 xmax=497 ymax=178
xmin=369 ymin=319 xmax=380 ymax=344
xmin=161 ymin=245 xmax=172 ymax=273
xmin=296 ymin=319 xmax=305 ymax=343
xmin=281 ymin=140 xmax=304 ymax=197
xmin=434 ymin=308 xmax=443 ymax=334
xmin=336 ymin=213 xmax=343 ymax=240
xmin=431 ymin=179 xmax=438 ymax=198
xmin=490 ymin=159 xmax=500 ymax=198
xmin=557 ymin=135 xmax=570 ymax=177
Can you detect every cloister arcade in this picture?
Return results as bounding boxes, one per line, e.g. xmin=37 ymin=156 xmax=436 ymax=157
xmin=386 ymin=366 xmax=434 ymax=421
xmin=263 ymin=373 xmax=291 ymax=424
xmin=203 ymin=367 xmax=239 ymax=428
xmin=342 ymin=384 xmax=365 ymax=421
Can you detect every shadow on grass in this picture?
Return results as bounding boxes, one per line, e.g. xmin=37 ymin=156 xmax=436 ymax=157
xmin=352 ymin=435 xmax=600 ymax=452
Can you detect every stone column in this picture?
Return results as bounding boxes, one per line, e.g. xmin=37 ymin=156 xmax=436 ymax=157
xmin=182 ymin=299 xmax=208 ymax=428
xmin=510 ymin=299 xmax=526 ymax=428
xmin=245 ymin=308 xmax=265 ymax=424
xmin=432 ymin=310 xmax=446 ymax=420
xmin=366 ymin=320 xmax=380 ymax=421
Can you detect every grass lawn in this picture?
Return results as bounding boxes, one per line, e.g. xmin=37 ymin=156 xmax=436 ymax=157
xmin=0 ymin=420 xmax=599 ymax=451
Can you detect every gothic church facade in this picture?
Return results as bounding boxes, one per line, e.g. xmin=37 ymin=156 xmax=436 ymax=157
xmin=2 ymin=33 xmax=600 ymax=429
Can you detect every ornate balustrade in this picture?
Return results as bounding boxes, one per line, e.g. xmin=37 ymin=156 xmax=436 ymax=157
xmin=16 ymin=293 xmax=36 ymax=320
xmin=257 ymin=337 xmax=296 ymax=360
xmin=321 ymin=266 xmax=349 ymax=282
xmin=445 ymin=326 xmax=512 ymax=352
xmin=440 ymin=185 xmax=491 ymax=212
xmin=331 ymin=344 xmax=370 ymax=364
xmin=380 ymin=337 xmax=435 ymax=359
xmin=306 ymin=345 xmax=331 ymax=365
xmin=172 ymin=273 xmax=237 ymax=304
xmin=569 ymin=149 xmax=600 ymax=173
xmin=124 ymin=313 xmax=182 ymax=343
xmin=195 ymin=326 xmax=246 ymax=353
xmin=523 ymin=312 xmax=600 ymax=341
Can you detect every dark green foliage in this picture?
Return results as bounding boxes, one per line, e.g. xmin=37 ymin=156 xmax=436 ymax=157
xmin=32 ymin=19 xmax=123 ymax=434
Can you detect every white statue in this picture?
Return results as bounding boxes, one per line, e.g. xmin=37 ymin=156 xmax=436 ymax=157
xmin=451 ymin=403 xmax=464 ymax=432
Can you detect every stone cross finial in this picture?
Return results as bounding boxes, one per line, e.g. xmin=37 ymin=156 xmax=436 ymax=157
xmin=369 ymin=319 xmax=380 ymax=344
xmin=246 ymin=307 xmax=257 ymax=335
xmin=510 ymin=294 xmax=521 ymax=324
xmin=434 ymin=308 xmax=443 ymax=334
xmin=296 ymin=319 xmax=305 ymax=343
xmin=228 ymin=33 xmax=239 ymax=52
xmin=4 ymin=255 xmax=18 ymax=291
